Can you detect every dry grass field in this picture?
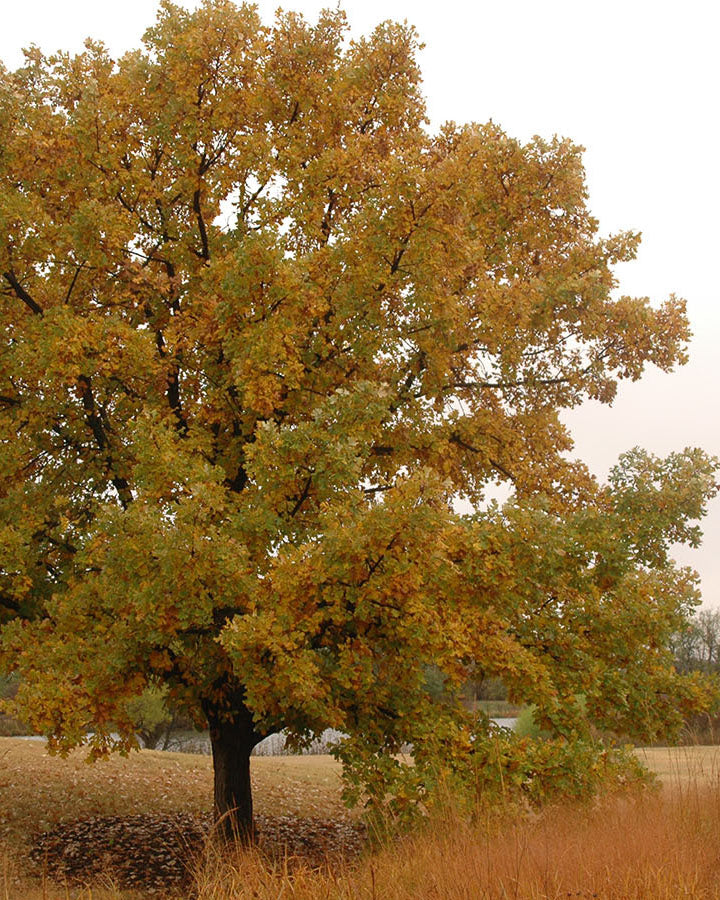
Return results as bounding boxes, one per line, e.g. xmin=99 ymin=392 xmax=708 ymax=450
xmin=3 ymin=738 xmax=720 ymax=898
xmin=0 ymin=738 xmax=348 ymax=848
xmin=636 ymin=745 xmax=720 ymax=785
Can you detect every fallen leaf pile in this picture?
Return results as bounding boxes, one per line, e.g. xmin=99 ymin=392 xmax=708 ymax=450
xmin=29 ymin=811 xmax=367 ymax=894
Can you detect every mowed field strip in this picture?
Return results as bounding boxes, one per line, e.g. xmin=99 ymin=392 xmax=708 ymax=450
xmin=636 ymin=745 xmax=720 ymax=785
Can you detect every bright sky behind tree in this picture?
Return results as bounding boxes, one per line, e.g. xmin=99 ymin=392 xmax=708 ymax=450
xmin=2 ymin=0 xmax=717 ymax=605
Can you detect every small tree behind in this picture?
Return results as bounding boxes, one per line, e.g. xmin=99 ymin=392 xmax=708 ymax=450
xmin=126 ymin=686 xmax=179 ymax=751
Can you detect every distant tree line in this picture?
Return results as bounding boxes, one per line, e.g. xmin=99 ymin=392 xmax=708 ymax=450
xmin=669 ymin=609 xmax=720 ymax=744
xmin=671 ymin=609 xmax=720 ymax=675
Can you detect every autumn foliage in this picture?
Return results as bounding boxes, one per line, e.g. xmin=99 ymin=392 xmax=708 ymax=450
xmin=0 ymin=0 xmax=717 ymax=838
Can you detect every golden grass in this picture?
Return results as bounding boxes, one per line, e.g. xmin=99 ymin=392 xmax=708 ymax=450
xmin=194 ymin=786 xmax=720 ymax=899
xmin=4 ymin=739 xmax=720 ymax=898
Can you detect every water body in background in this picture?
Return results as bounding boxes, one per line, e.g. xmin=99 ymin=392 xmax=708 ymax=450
xmin=492 ymin=718 xmax=518 ymax=731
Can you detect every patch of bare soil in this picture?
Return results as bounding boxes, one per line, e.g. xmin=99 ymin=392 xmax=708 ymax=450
xmin=29 ymin=812 xmax=367 ymax=895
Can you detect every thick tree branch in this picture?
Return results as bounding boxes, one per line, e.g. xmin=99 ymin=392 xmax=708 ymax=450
xmin=64 ymin=263 xmax=86 ymax=304
xmin=166 ymin=366 xmax=188 ymax=435
xmin=3 ymin=271 xmax=44 ymax=316
xmin=449 ymin=433 xmax=516 ymax=483
xmin=1 ymin=273 xmax=134 ymax=502
xmin=363 ymin=484 xmax=393 ymax=495
xmin=76 ymin=375 xmax=133 ymax=509
xmin=193 ymin=189 xmax=211 ymax=261
xmin=290 ymin=475 xmax=313 ymax=517
xmin=0 ymin=592 xmax=21 ymax=614
xmin=154 ymin=331 xmax=188 ymax=436
xmin=319 ymin=189 xmax=336 ymax=245
xmin=224 ymin=464 xmax=249 ymax=494
xmin=450 ymin=375 xmax=570 ymax=390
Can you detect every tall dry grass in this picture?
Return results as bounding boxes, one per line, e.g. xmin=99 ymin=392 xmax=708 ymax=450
xmin=191 ymin=782 xmax=720 ymax=899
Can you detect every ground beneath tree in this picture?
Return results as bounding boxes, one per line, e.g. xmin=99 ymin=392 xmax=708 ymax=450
xmin=29 ymin=812 xmax=367 ymax=895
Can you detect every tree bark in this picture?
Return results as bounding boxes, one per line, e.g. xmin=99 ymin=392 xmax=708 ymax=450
xmin=203 ymin=691 xmax=265 ymax=844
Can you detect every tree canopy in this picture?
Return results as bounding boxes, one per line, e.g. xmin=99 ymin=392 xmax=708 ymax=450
xmin=0 ymin=0 xmax=716 ymax=839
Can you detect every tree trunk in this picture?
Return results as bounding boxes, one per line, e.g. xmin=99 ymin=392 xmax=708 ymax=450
xmin=203 ymin=692 xmax=265 ymax=844
xmin=160 ymin=713 xmax=176 ymax=752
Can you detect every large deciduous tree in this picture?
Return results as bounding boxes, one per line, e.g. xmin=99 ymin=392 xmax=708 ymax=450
xmin=0 ymin=0 xmax=716 ymax=841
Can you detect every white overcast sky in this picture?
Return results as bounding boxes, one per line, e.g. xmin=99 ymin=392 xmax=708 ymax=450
xmin=2 ymin=0 xmax=718 ymax=605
